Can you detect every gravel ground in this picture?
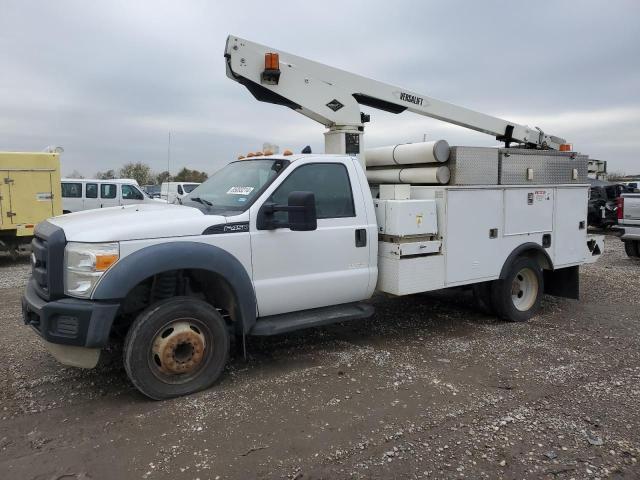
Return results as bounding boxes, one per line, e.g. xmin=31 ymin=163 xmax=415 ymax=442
xmin=0 ymin=235 xmax=638 ymax=479
xmin=0 ymin=253 xmax=30 ymax=289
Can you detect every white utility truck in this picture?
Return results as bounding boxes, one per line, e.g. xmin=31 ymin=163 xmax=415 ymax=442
xmin=22 ymin=36 xmax=603 ymax=399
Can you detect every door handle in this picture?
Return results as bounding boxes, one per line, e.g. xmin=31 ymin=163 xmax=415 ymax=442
xmin=355 ymin=228 xmax=367 ymax=247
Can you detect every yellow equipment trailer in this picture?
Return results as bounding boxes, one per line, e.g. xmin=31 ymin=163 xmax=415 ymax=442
xmin=0 ymin=152 xmax=62 ymax=260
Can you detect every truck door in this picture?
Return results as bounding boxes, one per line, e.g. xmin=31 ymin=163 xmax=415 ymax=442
xmin=250 ymin=159 xmax=372 ymax=317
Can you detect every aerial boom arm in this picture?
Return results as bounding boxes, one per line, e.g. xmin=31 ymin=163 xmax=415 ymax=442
xmin=225 ymin=35 xmax=566 ymax=151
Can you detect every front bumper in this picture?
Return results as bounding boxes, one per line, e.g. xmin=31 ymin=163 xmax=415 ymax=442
xmin=22 ymin=278 xmax=120 ymax=348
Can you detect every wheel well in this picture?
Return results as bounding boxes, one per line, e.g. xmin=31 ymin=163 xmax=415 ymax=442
xmin=500 ymin=244 xmax=553 ymax=280
xmin=520 ymin=249 xmax=552 ymax=271
xmin=114 ymin=269 xmax=240 ymax=338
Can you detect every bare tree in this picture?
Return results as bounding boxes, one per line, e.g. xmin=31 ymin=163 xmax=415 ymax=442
xmin=119 ymin=162 xmax=152 ymax=185
xmin=66 ymin=169 xmax=84 ymax=179
xmin=607 ymin=170 xmax=626 ymax=182
xmin=95 ymin=169 xmax=116 ymax=180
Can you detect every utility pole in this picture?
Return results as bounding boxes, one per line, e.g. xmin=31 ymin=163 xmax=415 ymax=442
xmin=167 ymin=131 xmax=172 ymax=177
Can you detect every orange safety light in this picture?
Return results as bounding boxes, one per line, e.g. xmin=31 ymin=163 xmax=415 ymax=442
xmin=263 ymin=149 xmax=273 ymax=156
xmin=283 ymin=149 xmax=293 ymax=156
xmin=265 ymin=52 xmax=279 ymax=70
xmin=559 ymin=143 xmax=572 ymax=152
xmin=254 ymin=151 xmax=263 ymax=156
xmin=246 ymin=152 xmax=255 ymax=157
xmin=237 ymin=155 xmax=245 ymax=160
xmin=261 ymin=52 xmax=281 ymax=85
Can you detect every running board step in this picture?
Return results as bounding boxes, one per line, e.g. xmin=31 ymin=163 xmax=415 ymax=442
xmin=250 ymin=302 xmax=375 ymax=336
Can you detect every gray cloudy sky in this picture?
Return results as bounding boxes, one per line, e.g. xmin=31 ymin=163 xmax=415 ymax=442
xmin=2 ymin=0 xmax=639 ymax=176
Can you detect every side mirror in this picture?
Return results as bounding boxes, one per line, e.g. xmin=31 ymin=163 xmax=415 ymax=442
xmin=257 ymin=191 xmax=317 ymax=231
xmin=287 ymin=191 xmax=317 ymax=231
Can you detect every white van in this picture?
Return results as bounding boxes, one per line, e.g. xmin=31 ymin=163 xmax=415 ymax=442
xmin=61 ymin=178 xmax=163 ymax=213
xmin=160 ymin=182 xmax=200 ymax=204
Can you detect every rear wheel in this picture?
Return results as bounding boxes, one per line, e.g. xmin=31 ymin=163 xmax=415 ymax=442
xmin=123 ymin=297 xmax=229 ymax=400
xmin=624 ymin=240 xmax=640 ymax=258
xmin=491 ymin=257 xmax=543 ymax=322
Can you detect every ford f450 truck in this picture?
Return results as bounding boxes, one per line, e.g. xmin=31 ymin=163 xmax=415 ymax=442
xmin=21 ymin=36 xmax=604 ymax=399
xmin=22 ymin=152 xmax=603 ymax=399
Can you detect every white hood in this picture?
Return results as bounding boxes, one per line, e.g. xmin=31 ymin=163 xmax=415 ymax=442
xmin=49 ymin=203 xmax=226 ymax=242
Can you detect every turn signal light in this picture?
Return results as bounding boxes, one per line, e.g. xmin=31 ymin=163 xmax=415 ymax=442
xmin=559 ymin=144 xmax=572 ymax=151
xmin=95 ymin=254 xmax=119 ymax=271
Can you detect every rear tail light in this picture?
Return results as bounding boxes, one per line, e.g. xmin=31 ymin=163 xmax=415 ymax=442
xmin=617 ymin=196 xmax=624 ymax=220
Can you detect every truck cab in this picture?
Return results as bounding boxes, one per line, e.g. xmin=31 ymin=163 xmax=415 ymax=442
xmin=22 ymin=154 xmax=377 ymax=399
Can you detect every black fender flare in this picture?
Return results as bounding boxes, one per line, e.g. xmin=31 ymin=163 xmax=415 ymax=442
xmin=499 ymin=242 xmax=554 ymax=279
xmin=92 ymin=241 xmax=257 ymax=333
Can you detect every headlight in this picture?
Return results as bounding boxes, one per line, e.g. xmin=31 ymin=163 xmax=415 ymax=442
xmin=64 ymin=242 xmax=119 ymax=298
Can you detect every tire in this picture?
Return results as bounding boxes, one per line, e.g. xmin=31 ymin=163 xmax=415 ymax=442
xmin=490 ymin=257 xmax=543 ymax=322
xmin=472 ymin=281 xmax=495 ymax=315
xmin=123 ymin=296 xmax=229 ymax=400
xmin=624 ymin=240 xmax=640 ymax=258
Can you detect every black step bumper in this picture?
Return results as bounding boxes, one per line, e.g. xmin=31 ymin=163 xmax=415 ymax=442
xmin=22 ymin=279 xmax=120 ymax=348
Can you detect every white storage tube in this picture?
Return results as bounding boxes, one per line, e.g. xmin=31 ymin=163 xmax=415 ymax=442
xmin=366 ymin=140 xmax=450 ymax=167
xmin=366 ymin=166 xmax=450 ymax=185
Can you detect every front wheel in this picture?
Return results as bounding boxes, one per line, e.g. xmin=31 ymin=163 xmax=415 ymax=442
xmin=123 ymin=297 xmax=229 ymax=400
xmin=490 ymin=257 xmax=543 ymax=322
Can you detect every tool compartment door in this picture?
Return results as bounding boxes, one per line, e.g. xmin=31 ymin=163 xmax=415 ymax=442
xmin=554 ymin=187 xmax=588 ymax=266
xmin=445 ymin=189 xmax=503 ymax=283
xmin=7 ymin=171 xmax=55 ymax=224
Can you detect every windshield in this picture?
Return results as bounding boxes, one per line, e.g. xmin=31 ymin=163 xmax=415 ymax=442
xmin=183 ymin=184 xmax=199 ymax=193
xmin=184 ymin=159 xmax=288 ymax=214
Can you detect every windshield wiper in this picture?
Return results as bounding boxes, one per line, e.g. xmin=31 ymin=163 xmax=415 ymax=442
xmin=190 ymin=197 xmax=213 ymax=206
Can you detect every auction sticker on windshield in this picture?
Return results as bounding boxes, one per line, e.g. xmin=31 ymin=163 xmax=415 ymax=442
xmin=227 ymin=186 xmax=254 ymax=195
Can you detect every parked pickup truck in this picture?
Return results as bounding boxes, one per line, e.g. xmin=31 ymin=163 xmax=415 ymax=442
xmin=617 ymin=193 xmax=640 ymax=257
xmin=22 ymin=153 xmax=603 ymax=399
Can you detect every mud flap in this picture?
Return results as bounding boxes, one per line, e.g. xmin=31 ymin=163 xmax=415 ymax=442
xmin=544 ymin=266 xmax=579 ymax=300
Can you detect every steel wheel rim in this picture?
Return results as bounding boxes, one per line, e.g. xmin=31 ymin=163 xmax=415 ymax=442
xmin=511 ymin=268 xmax=538 ymax=312
xmin=148 ymin=318 xmax=212 ymax=384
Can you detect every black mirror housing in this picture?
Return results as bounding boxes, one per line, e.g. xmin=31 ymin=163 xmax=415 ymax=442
xmin=257 ymin=191 xmax=317 ymax=231
xmin=287 ymin=191 xmax=317 ymax=231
